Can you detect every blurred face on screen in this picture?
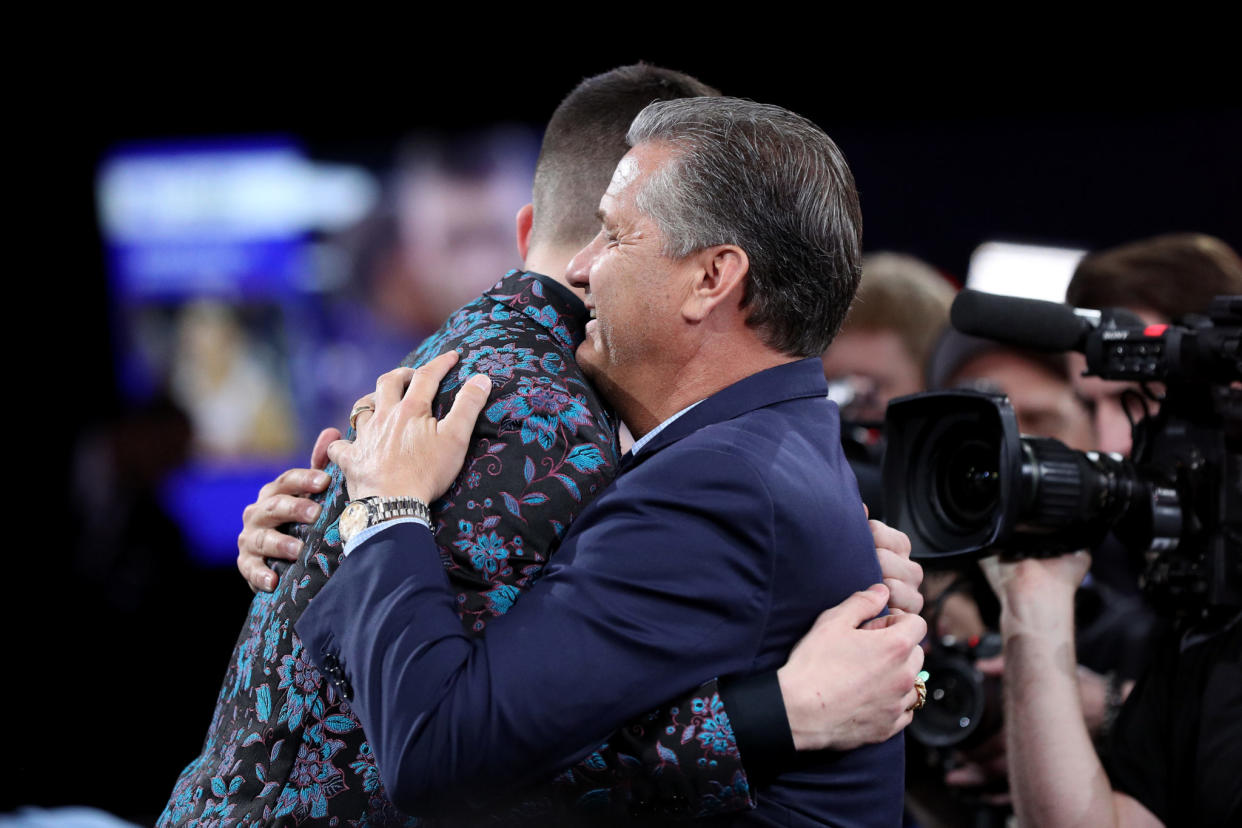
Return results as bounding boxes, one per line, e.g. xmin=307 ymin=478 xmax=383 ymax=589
xmin=397 ymin=167 xmax=530 ymax=321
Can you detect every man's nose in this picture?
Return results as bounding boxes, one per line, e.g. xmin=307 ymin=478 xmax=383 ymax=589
xmin=566 ymin=234 xmax=600 ymax=290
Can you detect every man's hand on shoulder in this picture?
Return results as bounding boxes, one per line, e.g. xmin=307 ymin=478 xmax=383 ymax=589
xmin=777 ymin=583 xmax=927 ymax=752
xmin=237 ymin=427 xmax=338 ymax=592
xmin=328 ymin=352 xmax=491 ymax=504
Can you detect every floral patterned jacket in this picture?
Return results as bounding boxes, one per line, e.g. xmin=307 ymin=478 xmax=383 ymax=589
xmin=159 ymin=271 xmax=753 ymax=827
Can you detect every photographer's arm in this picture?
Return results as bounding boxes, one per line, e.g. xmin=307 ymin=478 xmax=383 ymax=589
xmin=984 ymin=554 xmax=1161 ymax=828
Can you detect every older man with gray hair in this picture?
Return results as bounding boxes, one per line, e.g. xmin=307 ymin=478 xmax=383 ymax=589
xmin=297 ymin=96 xmax=925 ymax=826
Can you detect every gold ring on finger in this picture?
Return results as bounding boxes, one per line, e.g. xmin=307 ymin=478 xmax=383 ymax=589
xmin=909 ymin=670 xmax=929 ymax=711
xmin=349 ymin=402 xmax=375 ymax=432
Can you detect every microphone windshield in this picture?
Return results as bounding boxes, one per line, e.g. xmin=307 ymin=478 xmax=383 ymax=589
xmin=950 ymin=289 xmax=1090 ymax=352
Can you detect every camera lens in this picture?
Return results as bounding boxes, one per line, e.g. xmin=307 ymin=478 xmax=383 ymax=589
xmin=886 ymin=389 xmax=1175 ymax=562
xmin=937 ymin=439 xmax=1000 ymax=526
xmin=923 ymin=424 xmax=1002 ymax=539
xmin=907 ymin=651 xmax=994 ymax=749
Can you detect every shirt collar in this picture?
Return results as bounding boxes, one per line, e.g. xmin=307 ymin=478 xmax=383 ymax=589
xmin=631 ymin=400 xmax=703 ymax=456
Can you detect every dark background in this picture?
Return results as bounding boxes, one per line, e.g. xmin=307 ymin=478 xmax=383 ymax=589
xmin=15 ymin=40 xmax=1241 ymax=823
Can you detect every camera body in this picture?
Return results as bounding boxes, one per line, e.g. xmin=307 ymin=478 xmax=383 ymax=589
xmin=884 ymin=292 xmax=1242 ymax=620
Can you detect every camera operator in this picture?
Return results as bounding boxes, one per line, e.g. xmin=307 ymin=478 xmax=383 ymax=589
xmin=922 ymin=330 xmax=1096 ymax=647
xmin=1065 ymin=233 xmax=1242 ymax=458
xmin=910 ymin=329 xmax=1137 ymax=822
xmin=989 ymin=234 xmax=1242 ymax=827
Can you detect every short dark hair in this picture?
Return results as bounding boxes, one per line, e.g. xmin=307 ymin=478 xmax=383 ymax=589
xmin=530 ymin=64 xmax=719 ymax=252
xmin=1067 ymin=233 xmax=1242 ymax=320
xmin=627 ymin=97 xmax=863 ymax=357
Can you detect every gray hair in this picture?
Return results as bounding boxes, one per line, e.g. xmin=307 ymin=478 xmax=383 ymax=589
xmin=627 ymin=97 xmax=862 ymax=356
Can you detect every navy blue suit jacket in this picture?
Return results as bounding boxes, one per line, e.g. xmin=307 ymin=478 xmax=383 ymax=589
xmin=297 ymin=357 xmax=904 ymax=826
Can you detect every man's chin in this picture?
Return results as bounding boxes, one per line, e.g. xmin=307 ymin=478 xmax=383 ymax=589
xmin=575 ymin=340 xmax=602 ymax=380
xmin=574 ymin=343 xmax=635 ymax=416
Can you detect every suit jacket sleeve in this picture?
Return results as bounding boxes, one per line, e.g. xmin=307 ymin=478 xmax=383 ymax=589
xmin=296 ymin=445 xmax=776 ymax=816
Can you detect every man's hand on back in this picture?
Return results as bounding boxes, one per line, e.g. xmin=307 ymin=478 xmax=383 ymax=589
xmin=237 ymin=427 xmax=340 ymax=592
xmin=777 ymin=583 xmax=927 ymax=751
xmin=776 ymin=518 xmax=927 ymax=751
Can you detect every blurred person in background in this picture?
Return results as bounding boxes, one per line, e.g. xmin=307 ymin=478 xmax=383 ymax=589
xmin=376 ymin=130 xmax=536 ymax=334
xmin=822 ymin=252 xmax=956 ymax=517
xmin=928 ymin=332 xmax=1095 ymax=452
xmin=991 ymin=232 xmax=1242 ymax=827
xmin=52 ymin=396 xmax=262 ymax=819
xmin=822 ymin=252 xmax=956 ymax=426
xmin=909 ymin=326 xmax=1154 ymax=827
xmin=798 ymin=233 xmax=1242 ymax=826
xmin=1067 ymin=233 xmax=1242 ymax=457
xmin=70 ymin=396 xmax=194 ymax=614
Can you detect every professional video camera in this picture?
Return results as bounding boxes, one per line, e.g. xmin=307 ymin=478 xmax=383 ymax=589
xmin=884 ymin=290 xmax=1242 ymax=622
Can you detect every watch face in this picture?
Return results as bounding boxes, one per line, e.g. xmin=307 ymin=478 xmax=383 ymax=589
xmin=339 ymin=501 xmax=370 ymax=543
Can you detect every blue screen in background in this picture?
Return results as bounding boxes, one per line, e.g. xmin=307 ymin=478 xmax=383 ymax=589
xmin=95 ymin=129 xmax=536 ymax=566
xmin=98 ymin=138 xmax=314 ymax=301
xmin=98 ymin=138 xmax=323 ymax=566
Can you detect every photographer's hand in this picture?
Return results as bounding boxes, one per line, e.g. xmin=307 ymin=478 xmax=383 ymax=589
xmin=983 ymin=552 xmax=1160 ymax=828
xmin=980 ymin=551 xmax=1089 ymax=624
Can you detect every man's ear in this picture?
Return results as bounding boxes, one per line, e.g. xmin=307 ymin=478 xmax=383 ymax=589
xmin=515 ymin=203 xmax=534 ymax=262
xmin=682 ymin=245 xmax=749 ymax=322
